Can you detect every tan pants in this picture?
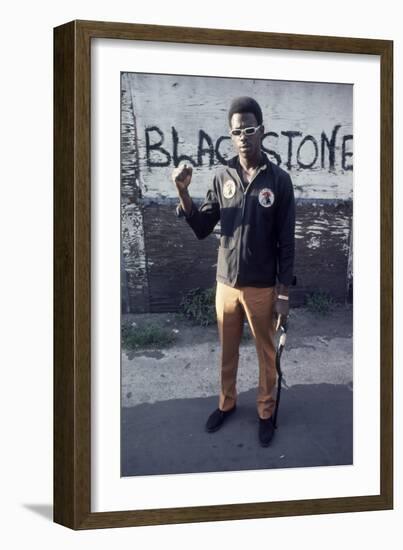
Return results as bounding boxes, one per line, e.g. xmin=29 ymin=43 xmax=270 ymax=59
xmin=216 ymin=282 xmax=277 ymax=420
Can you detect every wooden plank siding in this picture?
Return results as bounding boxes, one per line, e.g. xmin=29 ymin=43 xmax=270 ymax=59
xmin=140 ymin=199 xmax=352 ymax=311
xmin=121 ymin=74 xmax=149 ymax=312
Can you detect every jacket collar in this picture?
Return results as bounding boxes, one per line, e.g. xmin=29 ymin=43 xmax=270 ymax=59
xmin=227 ymin=151 xmax=269 ymax=173
xmin=224 ymin=152 xmax=269 ymax=192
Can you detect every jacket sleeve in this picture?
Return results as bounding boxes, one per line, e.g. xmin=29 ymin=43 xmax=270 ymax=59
xmin=275 ymin=173 xmax=296 ymax=286
xmin=176 ymin=177 xmax=221 ymax=240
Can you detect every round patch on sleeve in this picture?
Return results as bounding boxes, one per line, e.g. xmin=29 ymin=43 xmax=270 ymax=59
xmin=258 ymin=188 xmax=275 ymax=207
xmin=223 ymin=180 xmax=236 ymax=199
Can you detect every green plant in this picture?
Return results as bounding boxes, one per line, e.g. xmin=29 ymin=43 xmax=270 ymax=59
xmin=305 ymin=290 xmax=335 ymax=316
xmin=121 ymin=321 xmax=176 ymax=350
xmin=179 ymin=287 xmax=216 ymax=326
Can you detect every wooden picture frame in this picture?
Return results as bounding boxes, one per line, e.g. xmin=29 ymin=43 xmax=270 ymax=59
xmin=54 ymin=19 xmax=393 ymax=529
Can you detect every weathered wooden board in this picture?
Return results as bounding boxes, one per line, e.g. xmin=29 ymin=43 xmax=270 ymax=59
xmin=293 ymin=200 xmax=352 ymax=304
xmin=121 ymin=74 xmax=149 ymax=312
xmin=141 ymin=199 xmax=352 ymax=311
xmin=125 ymin=72 xmax=353 ymax=200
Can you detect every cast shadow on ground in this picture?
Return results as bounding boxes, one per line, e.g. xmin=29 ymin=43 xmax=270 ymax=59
xmin=23 ymin=504 xmax=53 ymax=521
xmin=122 ymin=383 xmax=353 ymax=477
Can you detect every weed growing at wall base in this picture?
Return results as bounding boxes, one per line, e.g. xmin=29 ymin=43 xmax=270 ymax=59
xmin=179 ymin=287 xmax=216 ymax=326
xmin=305 ymin=290 xmax=335 ymax=316
xmin=121 ymin=321 xmax=177 ymax=350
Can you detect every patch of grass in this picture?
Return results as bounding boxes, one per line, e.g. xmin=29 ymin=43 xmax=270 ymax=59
xmin=305 ymin=290 xmax=335 ymax=316
xmin=179 ymin=287 xmax=217 ymax=326
xmin=121 ymin=320 xmax=176 ymax=350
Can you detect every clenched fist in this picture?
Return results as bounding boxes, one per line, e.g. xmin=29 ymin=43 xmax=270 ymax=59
xmin=172 ymin=164 xmax=193 ymax=194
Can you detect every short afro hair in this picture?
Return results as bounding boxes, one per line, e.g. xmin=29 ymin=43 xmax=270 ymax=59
xmin=228 ymin=96 xmax=263 ymax=127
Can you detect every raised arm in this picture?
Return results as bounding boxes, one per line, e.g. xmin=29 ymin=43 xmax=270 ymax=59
xmin=172 ymin=164 xmax=193 ymax=216
xmin=172 ymin=164 xmax=220 ymax=240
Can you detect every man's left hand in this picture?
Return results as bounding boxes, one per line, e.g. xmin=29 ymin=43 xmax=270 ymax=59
xmin=274 ymin=289 xmax=290 ymax=331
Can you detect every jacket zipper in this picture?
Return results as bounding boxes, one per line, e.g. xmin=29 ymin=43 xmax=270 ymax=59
xmin=233 ymin=164 xmax=267 ymax=284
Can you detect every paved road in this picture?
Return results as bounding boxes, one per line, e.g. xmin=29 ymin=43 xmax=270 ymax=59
xmin=122 ymin=384 xmax=352 ymax=476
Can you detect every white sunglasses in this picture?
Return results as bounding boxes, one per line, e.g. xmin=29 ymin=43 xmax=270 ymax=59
xmin=229 ymin=125 xmax=262 ymax=137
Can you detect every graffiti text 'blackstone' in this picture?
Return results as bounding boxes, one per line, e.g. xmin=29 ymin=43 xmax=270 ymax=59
xmin=144 ymin=124 xmax=353 ymax=172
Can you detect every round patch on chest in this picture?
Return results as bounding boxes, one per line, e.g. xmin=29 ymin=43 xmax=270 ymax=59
xmin=258 ymin=188 xmax=275 ymax=208
xmin=223 ymin=180 xmax=236 ymax=199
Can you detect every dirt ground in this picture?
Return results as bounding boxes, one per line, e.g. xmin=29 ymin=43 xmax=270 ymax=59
xmin=123 ymin=303 xmax=352 ymax=350
xmin=121 ymin=305 xmax=353 ymax=407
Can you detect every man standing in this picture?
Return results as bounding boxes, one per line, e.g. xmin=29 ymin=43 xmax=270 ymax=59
xmin=173 ymin=97 xmax=295 ymax=447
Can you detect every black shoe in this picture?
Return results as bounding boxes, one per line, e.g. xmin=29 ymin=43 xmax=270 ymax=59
xmin=258 ymin=417 xmax=275 ymax=447
xmin=205 ymin=406 xmax=236 ymax=433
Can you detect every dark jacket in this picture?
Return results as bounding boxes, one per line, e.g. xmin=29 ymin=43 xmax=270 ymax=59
xmin=177 ymin=153 xmax=295 ymax=287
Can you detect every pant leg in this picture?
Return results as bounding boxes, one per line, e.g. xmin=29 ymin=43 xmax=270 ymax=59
xmin=240 ymin=286 xmax=277 ymax=419
xmin=215 ymin=282 xmax=245 ymax=412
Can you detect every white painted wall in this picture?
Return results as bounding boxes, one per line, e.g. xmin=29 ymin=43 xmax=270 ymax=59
xmin=1 ymin=1 xmax=401 ymax=549
xmin=127 ymin=73 xmax=353 ymax=199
